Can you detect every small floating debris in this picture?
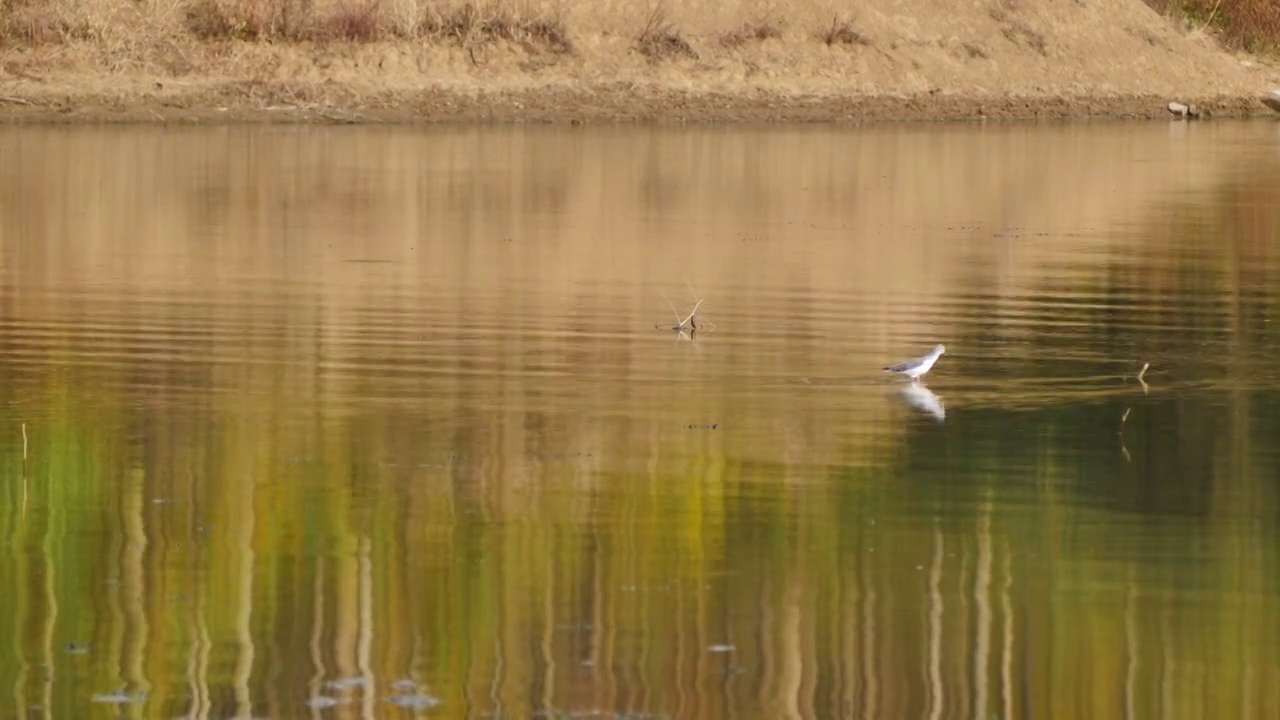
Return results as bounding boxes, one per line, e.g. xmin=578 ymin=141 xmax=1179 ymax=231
xmin=708 ymin=644 xmax=735 ymax=653
xmin=386 ymin=693 xmax=440 ymax=711
xmin=685 ymin=423 xmax=719 ymax=430
xmin=65 ymin=642 xmax=90 ymax=655
xmin=1262 ymin=89 xmax=1280 ymax=113
xmin=535 ymin=452 xmax=595 ymax=462
xmin=91 ymin=689 xmax=147 ymax=704
xmin=325 ymin=676 xmax=369 ymax=691
xmin=1167 ymin=101 xmax=1207 ymax=119
xmin=305 ymin=696 xmax=340 ymax=709
xmin=392 ymin=679 xmax=419 ymax=694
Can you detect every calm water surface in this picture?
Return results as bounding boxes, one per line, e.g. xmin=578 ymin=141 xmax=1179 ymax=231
xmin=1 ymin=122 xmax=1279 ymax=719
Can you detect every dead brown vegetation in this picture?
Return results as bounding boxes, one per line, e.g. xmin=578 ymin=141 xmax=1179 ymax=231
xmin=318 ymin=0 xmax=384 ymax=41
xmin=1144 ymin=0 xmax=1280 ymax=53
xmin=637 ymin=4 xmax=698 ymax=60
xmin=1 ymin=0 xmax=1272 ymax=60
xmin=422 ymin=2 xmax=573 ymax=53
xmin=178 ymin=0 xmax=572 ymax=49
xmin=719 ymin=17 xmax=783 ymax=48
xmin=0 ymin=0 xmax=1274 ymax=125
xmin=184 ymin=0 xmax=306 ymax=40
xmin=0 ymin=0 xmax=90 ymax=46
xmin=820 ymin=14 xmax=870 ymax=46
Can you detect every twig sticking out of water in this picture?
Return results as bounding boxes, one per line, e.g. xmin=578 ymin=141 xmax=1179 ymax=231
xmin=21 ymin=423 xmax=28 ymax=517
xmin=1118 ymin=359 xmax=1149 ymax=461
xmin=655 ymin=283 xmax=711 ymax=334
xmin=684 ymin=282 xmax=716 ymax=331
xmin=1119 ymin=408 xmax=1132 ymax=463
xmin=1121 ymin=361 xmax=1150 ymax=394
xmin=656 ymin=296 xmax=703 ymax=333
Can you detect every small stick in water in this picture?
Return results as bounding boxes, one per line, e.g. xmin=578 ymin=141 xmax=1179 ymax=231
xmin=656 ymin=289 xmax=705 ymax=334
xmin=1137 ymin=363 xmax=1149 ymax=382
xmin=685 ymin=282 xmax=716 ymax=330
xmin=21 ymin=423 xmax=28 ymax=517
xmin=1119 ymin=408 xmax=1132 ymax=462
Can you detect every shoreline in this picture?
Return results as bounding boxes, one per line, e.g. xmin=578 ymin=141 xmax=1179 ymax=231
xmin=1 ymin=85 xmax=1275 ymax=125
xmin=3 ymin=0 xmax=1279 ymax=127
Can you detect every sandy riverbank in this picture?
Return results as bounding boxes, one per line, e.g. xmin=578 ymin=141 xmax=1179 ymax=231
xmin=1 ymin=0 xmax=1278 ymax=123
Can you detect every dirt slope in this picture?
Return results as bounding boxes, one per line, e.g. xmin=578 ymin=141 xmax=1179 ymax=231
xmin=0 ymin=0 xmax=1277 ymax=122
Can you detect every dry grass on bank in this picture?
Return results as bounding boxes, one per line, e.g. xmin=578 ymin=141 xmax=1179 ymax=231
xmin=0 ymin=0 xmax=940 ymax=60
xmin=0 ymin=0 xmax=1275 ymax=126
xmin=184 ymin=0 xmax=577 ymax=51
xmin=0 ymin=0 xmax=580 ymax=52
xmin=1145 ymin=0 xmax=1280 ymax=53
xmin=2 ymin=0 xmax=1276 ymax=60
xmin=718 ymin=15 xmax=782 ymax=49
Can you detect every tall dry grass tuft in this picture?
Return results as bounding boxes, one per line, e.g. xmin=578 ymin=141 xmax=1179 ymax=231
xmin=637 ymin=3 xmax=697 ymax=60
xmin=2 ymin=0 xmax=576 ymax=49
xmin=0 ymin=0 xmax=94 ymax=46
xmin=720 ymin=16 xmax=783 ymax=49
xmin=184 ymin=0 xmax=287 ymax=40
xmin=315 ymin=0 xmax=383 ymax=41
xmin=422 ymin=2 xmax=574 ymax=53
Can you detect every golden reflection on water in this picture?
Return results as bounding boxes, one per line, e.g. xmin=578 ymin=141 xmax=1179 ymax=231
xmin=1 ymin=123 xmax=1279 ymax=719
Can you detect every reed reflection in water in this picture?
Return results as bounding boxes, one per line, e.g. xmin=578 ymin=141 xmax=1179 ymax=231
xmin=1 ymin=122 xmax=1279 ymax=719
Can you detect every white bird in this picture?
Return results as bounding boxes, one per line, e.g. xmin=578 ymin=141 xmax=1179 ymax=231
xmin=884 ymin=344 xmax=946 ymax=380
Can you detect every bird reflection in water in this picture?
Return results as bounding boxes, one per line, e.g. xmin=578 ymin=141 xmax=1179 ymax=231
xmin=898 ymin=381 xmax=946 ymax=422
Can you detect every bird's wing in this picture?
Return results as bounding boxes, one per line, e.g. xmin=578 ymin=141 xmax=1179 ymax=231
xmin=883 ymin=360 xmax=914 ymax=372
